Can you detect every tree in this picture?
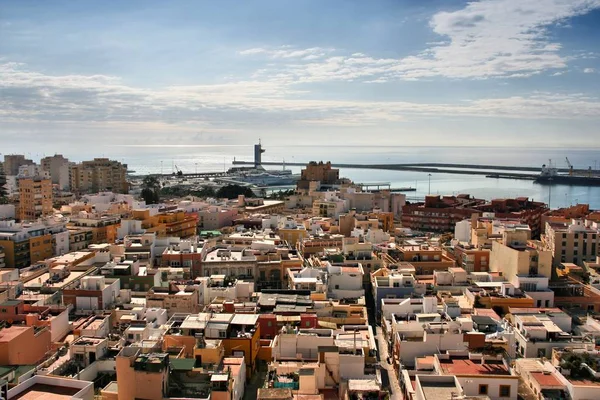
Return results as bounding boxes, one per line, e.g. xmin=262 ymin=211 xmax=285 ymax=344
xmin=0 ymin=163 xmax=8 ymax=203
xmin=216 ymin=184 xmax=254 ymax=199
xmin=141 ymin=175 xmax=161 ymax=204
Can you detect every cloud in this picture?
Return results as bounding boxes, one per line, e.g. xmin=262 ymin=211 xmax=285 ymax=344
xmin=239 ymin=46 xmax=333 ymax=60
xmin=584 ymin=68 xmax=596 ymax=73
xmin=2 ymin=60 xmax=600 ymax=135
xmin=243 ymin=0 xmax=600 ymax=82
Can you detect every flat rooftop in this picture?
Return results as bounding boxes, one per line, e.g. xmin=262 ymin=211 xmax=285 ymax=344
xmin=420 ymin=380 xmax=460 ymax=400
xmin=11 ymin=384 xmax=81 ymax=400
xmin=438 ymin=357 xmax=511 ymax=376
xmin=24 ymin=270 xmax=87 ymax=290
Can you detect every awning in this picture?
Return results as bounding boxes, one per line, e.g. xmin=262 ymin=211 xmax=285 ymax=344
xmin=318 ymin=321 xmax=338 ymax=329
xmin=276 ymin=315 xmax=301 ymax=323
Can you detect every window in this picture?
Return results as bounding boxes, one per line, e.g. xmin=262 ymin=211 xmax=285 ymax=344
xmin=218 ymin=331 xmax=227 ymax=338
xmin=393 ymin=282 xmax=399 ymax=288
xmin=479 ymin=385 xmax=488 ymax=395
xmin=306 ymin=321 xmax=311 ymax=327
xmin=267 ymin=321 xmax=272 ymax=327
xmin=499 ymin=385 xmax=511 ymax=397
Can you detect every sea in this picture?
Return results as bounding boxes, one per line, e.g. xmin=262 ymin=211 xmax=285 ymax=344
xmin=110 ymin=145 xmax=600 ymax=210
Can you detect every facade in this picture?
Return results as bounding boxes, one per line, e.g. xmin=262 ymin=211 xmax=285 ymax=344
xmin=489 ymin=230 xmax=552 ymax=282
xmin=70 ymin=158 xmax=128 ymax=194
xmin=0 ymin=325 xmax=52 ymax=365
xmin=41 ymin=154 xmax=71 ymax=190
xmin=296 ymin=161 xmax=340 ymax=190
xmin=3 ymin=154 xmax=33 ymax=176
xmin=0 ymin=219 xmax=67 ymax=268
xmin=544 ymin=219 xmax=599 ymax=266
xmin=19 ymin=177 xmax=53 ymax=221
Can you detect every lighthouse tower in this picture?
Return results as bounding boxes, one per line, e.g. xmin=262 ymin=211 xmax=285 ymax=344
xmin=254 ymin=140 xmax=265 ymax=169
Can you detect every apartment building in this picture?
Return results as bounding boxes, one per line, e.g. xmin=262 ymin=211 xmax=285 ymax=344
xmin=19 ymin=177 xmax=53 ymax=221
xmin=68 ymin=215 xmax=120 ymax=244
xmin=3 ymin=154 xmax=33 ymax=176
xmin=402 ymin=195 xmax=547 ymax=236
xmin=0 ymin=219 xmax=68 ymax=268
xmin=511 ymin=309 xmax=593 ymax=358
xmin=489 ymin=229 xmax=552 ymax=282
xmin=544 ymin=219 xmax=600 ymax=266
xmin=70 ymin=158 xmax=128 ymax=194
xmin=41 ymin=154 xmax=71 ymax=190
xmin=145 ymin=282 xmax=200 ymax=316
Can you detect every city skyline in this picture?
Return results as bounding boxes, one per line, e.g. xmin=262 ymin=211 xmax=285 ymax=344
xmin=2 ymin=0 xmax=600 ymax=154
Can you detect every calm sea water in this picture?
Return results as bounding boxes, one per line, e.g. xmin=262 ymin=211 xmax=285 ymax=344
xmin=112 ymin=145 xmax=600 ymax=210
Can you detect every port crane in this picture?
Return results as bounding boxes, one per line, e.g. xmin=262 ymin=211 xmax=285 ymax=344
xmin=565 ymin=157 xmax=574 ymax=176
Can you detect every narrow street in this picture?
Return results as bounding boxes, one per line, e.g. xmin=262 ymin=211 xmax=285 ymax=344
xmin=376 ymin=326 xmax=403 ymax=400
xmin=365 ymin=283 xmax=403 ymax=400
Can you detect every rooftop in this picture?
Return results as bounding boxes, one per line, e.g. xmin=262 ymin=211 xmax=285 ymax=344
xmin=10 ymin=384 xmax=80 ymax=400
xmin=438 ymin=357 xmax=511 ymax=376
xmin=530 ymin=372 xmax=564 ymax=388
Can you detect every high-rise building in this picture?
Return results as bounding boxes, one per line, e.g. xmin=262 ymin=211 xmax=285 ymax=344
xmin=544 ymin=219 xmax=600 ymax=266
xmin=41 ymin=154 xmax=71 ymax=190
xmin=70 ymin=158 xmax=129 ymax=194
xmin=19 ymin=177 xmax=53 ymax=221
xmin=3 ymin=154 xmax=33 ymax=176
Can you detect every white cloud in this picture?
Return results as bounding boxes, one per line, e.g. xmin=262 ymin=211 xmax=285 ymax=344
xmin=243 ymin=0 xmax=600 ymax=83
xmin=2 ymin=61 xmax=600 ymax=132
xmin=584 ymin=68 xmax=596 ymax=73
xmin=239 ymin=46 xmax=333 ymax=60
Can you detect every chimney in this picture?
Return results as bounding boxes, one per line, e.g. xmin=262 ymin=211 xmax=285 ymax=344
xmin=223 ymin=300 xmax=235 ymax=313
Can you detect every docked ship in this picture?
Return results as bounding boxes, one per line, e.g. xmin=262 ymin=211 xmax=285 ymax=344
xmin=221 ymin=141 xmax=300 ymax=186
xmin=534 ymin=161 xmax=600 ymax=186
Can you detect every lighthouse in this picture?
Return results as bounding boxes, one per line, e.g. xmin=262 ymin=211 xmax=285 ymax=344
xmin=254 ymin=140 xmax=265 ymax=168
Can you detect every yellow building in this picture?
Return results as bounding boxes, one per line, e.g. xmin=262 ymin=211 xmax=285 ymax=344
xmin=19 ymin=177 xmax=53 ymax=221
xmin=70 ymin=158 xmax=128 ymax=194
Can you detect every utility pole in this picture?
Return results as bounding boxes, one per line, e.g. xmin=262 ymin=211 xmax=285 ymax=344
xmin=428 ymin=174 xmax=432 ymax=195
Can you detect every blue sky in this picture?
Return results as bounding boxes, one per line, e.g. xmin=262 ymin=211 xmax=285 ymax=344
xmin=2 ymin=0 xmax=600 ymax=155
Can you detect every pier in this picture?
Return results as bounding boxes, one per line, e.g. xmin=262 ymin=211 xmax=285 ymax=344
xmin=231 ymin=160 xmax=543 ymax=180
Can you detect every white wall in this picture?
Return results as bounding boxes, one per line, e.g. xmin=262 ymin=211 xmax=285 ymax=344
xmin=457 ymin=376 xmax=518 ymax=400
xmin=49 ymin=308 xmax=70 ymax=342
xmin=455 ymin=220 xmax=471 ymax=243
xmin=397 ymin=332 xmax=467 ymax=367
xmin=338 ymin=354 xmax=365 ymax=379
xmin=274 ymin=334 xmax=334 ymax=360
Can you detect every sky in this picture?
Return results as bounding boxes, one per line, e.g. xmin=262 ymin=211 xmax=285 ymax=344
xmin=2 ymin=0 xmax=600 ymax=157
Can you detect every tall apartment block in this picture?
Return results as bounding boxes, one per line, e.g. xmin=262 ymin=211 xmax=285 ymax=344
xmin=70 ymin=158 xmax=129 ymax=194
xmin=41 ymin=154 xmax=71 ymax=190
xmin=19 ymin=177 xmax=53 ymax=220
xmin=544 ymin=219 xmax=600 ymax=266
xmin=3 ymin=154 xmax=34 ymax=175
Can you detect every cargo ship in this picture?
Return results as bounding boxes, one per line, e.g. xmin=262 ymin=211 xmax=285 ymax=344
xmin=534 ymin=162 xmax=600 ymax=186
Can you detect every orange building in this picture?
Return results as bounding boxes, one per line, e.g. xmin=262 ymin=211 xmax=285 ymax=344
xmin=115 ymin=349 xmax=169 ymax=400
xmin=19 ymin=177 xmax=53 ymax=221
xmin=68 ymin=216 xmax=120 ymax=244
xmin=130 ymin=209 xmax=197 ymax=238
xmin=29 ymin=233 xmax=54 ymax=264
xmin=0 ymin=325 xmax=52 ymax=365
xmin=297 ymin=161 xmax=340 ymax=190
